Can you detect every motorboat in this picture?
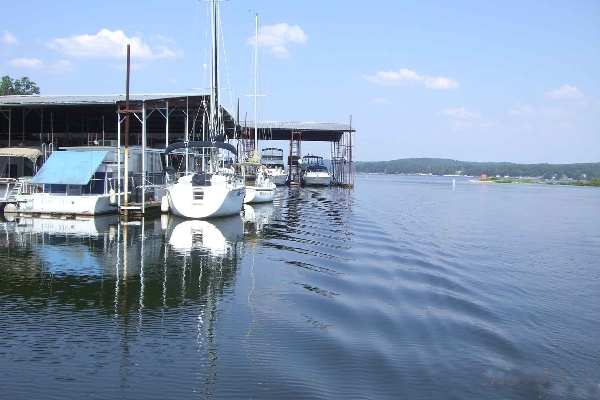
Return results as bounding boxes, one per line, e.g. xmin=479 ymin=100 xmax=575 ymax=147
xmin=261 ymin=147 xmax=287 ymax=185
xmin=300 ymin=155 xmax=331 ymax=186
xmin=4 ymin=145 xmax=164 ymax=216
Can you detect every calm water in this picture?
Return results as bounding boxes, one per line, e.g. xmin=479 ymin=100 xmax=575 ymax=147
xmin=1 ymin=175 xmax=599 ymax=399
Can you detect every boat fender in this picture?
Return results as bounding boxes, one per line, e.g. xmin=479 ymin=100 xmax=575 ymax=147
xmin=160 ymin=214 xmax=169 ymax=230
xmin=3 ymin=203 xmax=17 ymax=214
xmin=161 ymin=195 xmax=170 ymax=213
xmin=109 ymin=189 xmax=116 ymax=204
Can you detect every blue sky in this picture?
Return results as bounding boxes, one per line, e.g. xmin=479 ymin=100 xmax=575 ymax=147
xmin=1 ymin=0 xmax=598 ymax=163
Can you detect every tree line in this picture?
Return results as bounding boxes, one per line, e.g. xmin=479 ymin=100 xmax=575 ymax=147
xmin=0 ymin=75 xmax=40 ymax=95
xmin=355 ymin=158 xmax=600 ymax=180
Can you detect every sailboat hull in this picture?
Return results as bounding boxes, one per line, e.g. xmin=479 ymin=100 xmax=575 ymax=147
xmin=244 ymin=185 xmax=276 ymax=203
xmin=167 ymin=175 xmax=245 ymax=219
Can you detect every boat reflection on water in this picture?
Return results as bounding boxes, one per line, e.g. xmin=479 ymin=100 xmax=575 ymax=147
xmin=162 ymin=213 xmax=244 ymax=257
xmin=3 ymin=213 xmax=118 ymax=237
xmin=0 ymin=210 xmax=247 ymax=396
xmin=242 ymin=203 xmax=275 ymax=240
xmin=0 ymin=214 xmax=120 ymax=277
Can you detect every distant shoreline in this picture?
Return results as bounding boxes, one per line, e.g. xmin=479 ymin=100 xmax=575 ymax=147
xmin=473 ymin=178 xmax=600 ymax=187
xmin=354 ymin=158 xmax=600 ymax=181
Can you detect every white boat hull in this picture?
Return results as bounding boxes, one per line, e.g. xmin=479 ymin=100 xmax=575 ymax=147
xmin=302 ymin=173 xmax=331 ymax=186
xmin=5 ymin=193 xmax=121 ymax=216
xmin=244 ymin=185 xmax=276 ymax=203
xmin=238 ymin=166 xmax=277 ymax=203
xmin=167 ymin=175 xmax=245 ymax=219
xmin=266 ymin=168 xmax=287 ymax=185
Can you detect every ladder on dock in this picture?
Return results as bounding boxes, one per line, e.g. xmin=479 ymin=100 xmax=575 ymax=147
xmin=288 ymin=131 xmax=302 ymax=185
xmin=6 ymin=181 xmax=23 ymax=202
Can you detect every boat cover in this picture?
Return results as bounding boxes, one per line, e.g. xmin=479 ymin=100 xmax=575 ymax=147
xmin=30 ymin=151 xmax=108 ymax=185
xmin=164 ymin=141 xmax=237 ymax=156
xmin=0 ymin=147 xmax=42 ymax=162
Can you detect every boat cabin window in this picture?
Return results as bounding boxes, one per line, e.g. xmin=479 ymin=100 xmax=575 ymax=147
xmin=67 ymin=185 xmax=81 ymax=196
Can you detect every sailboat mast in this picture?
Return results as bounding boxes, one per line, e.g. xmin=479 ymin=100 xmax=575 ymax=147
xmin=210 ymin=0 xmax=218 ymax=135
xmin=254 ymin=13 xmax=258 ymax=150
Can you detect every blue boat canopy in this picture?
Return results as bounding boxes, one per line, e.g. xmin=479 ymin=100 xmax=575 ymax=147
xmin=30 ymin=151 xmax=108 ymax=185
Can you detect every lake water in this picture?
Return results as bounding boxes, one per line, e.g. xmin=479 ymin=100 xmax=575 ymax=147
xmin=1 ymin=175 xmax=599 ymax=399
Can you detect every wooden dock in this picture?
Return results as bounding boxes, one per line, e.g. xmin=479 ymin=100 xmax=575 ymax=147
xmin=119 ymin=201 xmax=163 ymax=219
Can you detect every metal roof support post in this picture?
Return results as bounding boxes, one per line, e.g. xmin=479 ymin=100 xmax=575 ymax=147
xmin=142 ymin=101 xmax=146 ymax=215
xmin=40 ymin=108 xmax=43 ymax=146
xmin=117 ymin=112 xmax=122 ymax=208
xmin=184 ymin=99 xmax=189 ymax=175
xmin=139 ymin=218 xmax=145 ymax=308
xmin=0 ymin=108 xmax=12 ymax=146
xmin=330 ymin=140 xmax=336 ymax=185
xmin=124 ymin=44 xmax=131 ymax=209
xmin=165 ymin=100 xmax=169 ymax=155
xmin=22 ymin=108 xmax=27 ymax=145
xmin=349 ymin=115 xmax=354 ymax=188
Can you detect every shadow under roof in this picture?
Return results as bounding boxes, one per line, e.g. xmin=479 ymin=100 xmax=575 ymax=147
xmin=0 ymin=94 xmax=354 ymax=143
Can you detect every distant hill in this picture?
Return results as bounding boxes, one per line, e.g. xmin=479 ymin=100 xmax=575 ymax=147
xmin=354 ymin=158 xmax=600 ymax=180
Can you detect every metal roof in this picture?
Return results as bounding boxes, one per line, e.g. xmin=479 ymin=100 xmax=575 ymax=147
xmin=240 ymin=121 xmax=354 ymax=142
xmin=245 ymin=121 xmax=353 ymax=132
xmin=0 ymin=95 xmax=355 ymax=143
xmin=0 ymin=93 xmax=205 ymax=106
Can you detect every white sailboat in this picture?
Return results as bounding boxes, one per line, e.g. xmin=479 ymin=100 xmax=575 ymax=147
xmin=238 ymin=13 xmax=276 ymax=204
xmin=163 ymin=0 xmax=245 ymax=219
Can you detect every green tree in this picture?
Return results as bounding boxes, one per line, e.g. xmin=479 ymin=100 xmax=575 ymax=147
xmin=0 ymin=75 xmax=40 ymax=95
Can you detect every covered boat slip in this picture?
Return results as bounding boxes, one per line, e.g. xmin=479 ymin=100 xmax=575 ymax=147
xmin=0 ymin=94 xmax=355 ymax=189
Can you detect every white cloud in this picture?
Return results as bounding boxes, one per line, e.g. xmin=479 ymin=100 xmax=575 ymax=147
xmin=9 ymin=58 xmax=44 ymax=68
xmin=2 ymin=31 xmax=18 ymax=44
xmin=435 ymin=107 xmax=499 ymax=131
xmin=9 ymin=58 xmax=74 ymax=73
xmin=544 ymin=85 xmax=584 ymax=100
xmin=508 ymin=103 xmax=569 ymax=117
xmin=362 ymin=68 xmax=458 ymax=90
xmin=168 ymin=77 xmax=178 ymax=84
xmin=47 ymin=29 xmax=180 ymax=60
xmin=247 ymin=23 xmax=307 ymax=58
xmin=372 ymin=98 xmax=399 ymax=106
xmin=436 ymin=107 xmax=478 ymax=118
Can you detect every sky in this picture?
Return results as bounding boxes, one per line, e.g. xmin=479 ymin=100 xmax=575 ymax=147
xmin=1 ymin=0 xmax=598 ymax=163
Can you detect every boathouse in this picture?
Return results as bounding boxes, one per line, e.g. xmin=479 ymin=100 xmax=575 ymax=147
xmin=0 ymin=94 xmax=355 ymax=187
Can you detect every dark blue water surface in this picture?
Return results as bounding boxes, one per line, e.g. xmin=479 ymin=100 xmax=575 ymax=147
xmin=1 ymin=175 xmax=599 ymax=399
